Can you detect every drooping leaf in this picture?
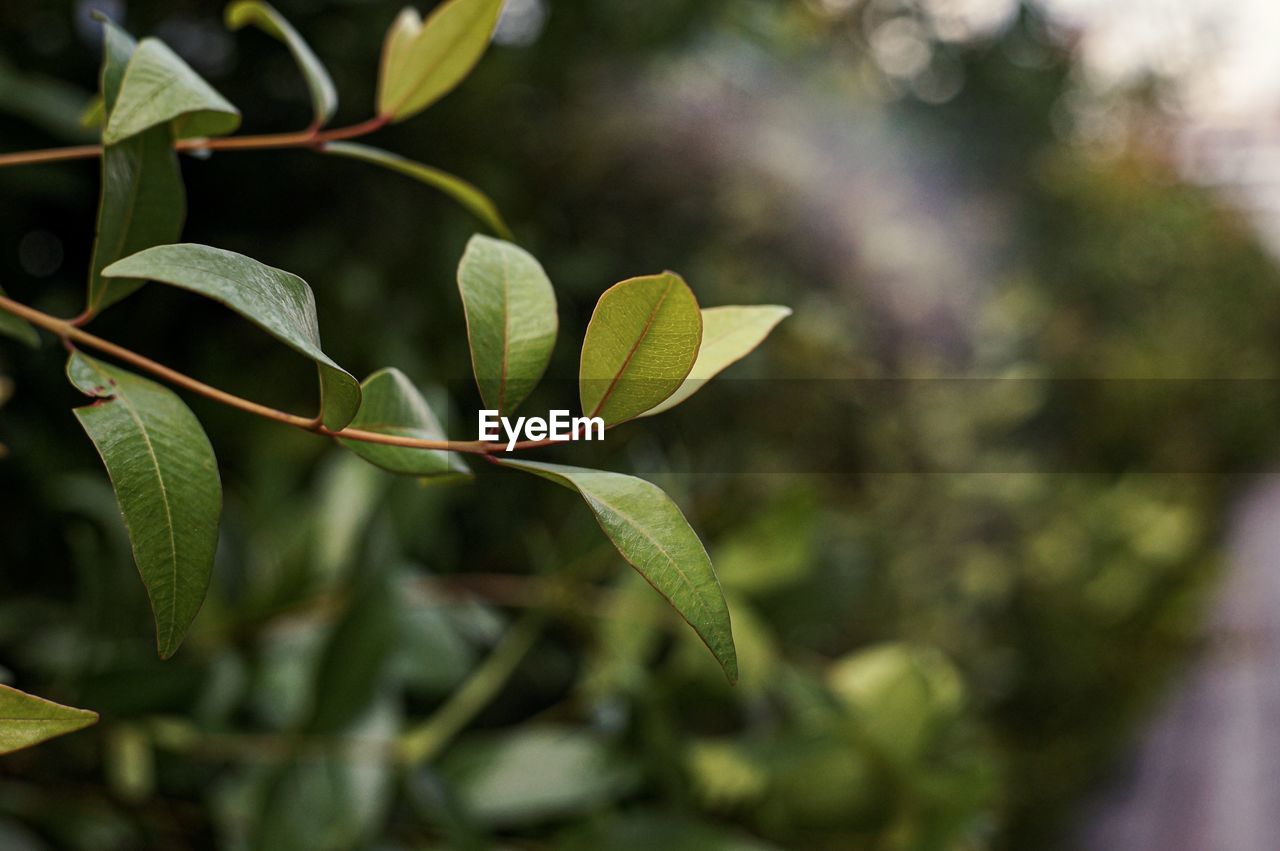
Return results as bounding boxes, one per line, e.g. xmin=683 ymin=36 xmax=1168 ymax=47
xmin=322 ymin=142 xmax=511 ymax=238
xmin=225 ymin=1 xmax=337 ymax=129
xmin=642 ymin=305 xmax=791 ymax=417
xmin=456 ymin=235 xmax=557 ymax=415
xmin=103 ymin=37 xmax=240 ymax=145
xmin=102 ymin=244 xmax=361 ymax=430
xmin=0 ymin=286 xmax=38 ymax=348
xmin=579 ymin=272 xmax=702 ymax=426
xmin=0 ymin=685 xmax=98 ymax=754
xmin=497 ymin=459 xmax=737 ymax=683
xmin=376 ymin=0 xmax=504 ymax=123
xmin=87 ymin=19 xmax=188 ymax=314
xmin=68 ymin=352 xmax=222 ymax=659
xmin=338 ymin=368 xmax=470 ymax=478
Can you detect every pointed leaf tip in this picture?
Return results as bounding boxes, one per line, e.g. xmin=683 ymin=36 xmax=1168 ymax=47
xmin=498 ymin=459 xmax=738 ymax=683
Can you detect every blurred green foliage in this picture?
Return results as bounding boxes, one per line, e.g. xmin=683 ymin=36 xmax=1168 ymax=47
xmin=2 ymin=0 xmax=1279 ymax=848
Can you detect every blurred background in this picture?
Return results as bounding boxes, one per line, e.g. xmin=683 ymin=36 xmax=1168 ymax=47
xmin=3 ymin=0 xmax=1280 ymax=848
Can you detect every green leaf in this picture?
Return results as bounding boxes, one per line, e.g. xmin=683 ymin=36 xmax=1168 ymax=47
xmin=579 ymin=272 xmax=702 ymax=426
xmin=87 ymin=20 xmax=187 ymax=314
xmin=0 ymin=286 xmax=38 ymax=348
xmin=0 ymin=685 xmax=98 ymax=754
xmin=225 ymin=0 xmax=337 ymax=129
xmin=68 ymin=352 xmax=222 ymax=659
xmin=338 ymin=368 xmax=470 ymax=478
xmin=456 ymin=235 xmax=557 ymax=415
xmin=439 ymin=725 xmax=639 ymax=826
xmin=322 ymin=142 xmax=511 ymax=239
xmin=642 ymin=305 xmax=791 ymax=417
xmin=103 ymin=37 xmax=240 ymax=145
xmin=376 ymin=0 xmax=504 ymax=123
xmin=102 ymin=244 xmax=361 ymax=430
xmin=497 ymin=459 xmax=737 ymax=683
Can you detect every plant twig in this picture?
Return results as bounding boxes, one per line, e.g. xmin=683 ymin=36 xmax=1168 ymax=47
xmin=0 ymin=293 xmax=569 ymax=456
xmin=0 ymin=117 xmax=390 ymax=169
xmin=397 ymin=611 xmax=546 ymax=765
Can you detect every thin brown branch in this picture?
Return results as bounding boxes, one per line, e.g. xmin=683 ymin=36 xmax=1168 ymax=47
xmin=0 ymin=292 xmax=575 ymax=457
xmin=0 ymin=116 xmax=390 ymax=169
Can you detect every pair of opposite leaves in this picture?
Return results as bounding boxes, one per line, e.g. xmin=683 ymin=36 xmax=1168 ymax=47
xmin=68 ymin=240 xmax=788 ymax=687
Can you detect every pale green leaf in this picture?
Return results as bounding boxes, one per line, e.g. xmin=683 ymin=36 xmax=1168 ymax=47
xmin=79 ymin=94 xmax=105 ymax=129
xmin=376 ymin=0 xmax=504 ymax=122
xmin=322 ymin=142 xmax=511 ymax=239
xmin=68 ymin=352 xmax=222 ymax=659
xmin=642 ymin=305 xmax=790 ymax=417
xmin=0 ymin=286 xmax=38 ymax=348
xmin=87 ymin=20 xmax=187 ymax=314
xmin=579 ymin=272 xmax=702 ymax=426
xmin=102 ymin=244 xmax=361 ymax=430
xmin=0 ymin=685 xmax=98 ymax=755
xmin=225 ymin=0 xmax=337 ymax=129
xmin=439 ymin=725 xmax=639 ymax=826
xmin=103 ymin=37 xmax=240 ymax=145
xmin=457 ymin=235 xmax=557 ymax=414
xmin=497 ymin=459 xmax=737 ymax=682
xmin=338 ymin=368 xmax=470 ymax=478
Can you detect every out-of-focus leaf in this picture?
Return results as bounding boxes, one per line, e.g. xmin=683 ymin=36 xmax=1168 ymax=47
xmin=338 ymin=368 xmax=469 ymax=478
xmin=557 ymin=810 xmax=783 ymax=851
xmin=87 ymin=20 xmax=188 ymax=314
xmin=103 ymin=37 xmax=240 ymax=144
xmin=0 ymin=287 xmax=38 ymax=347
xmin=497 ymin=459 xmax=737 ymax=683
xmin=104 ymin=724 xmax=154 ymax=802
xmin=322 ymin=142 xmax=511 ymax=238
xmin=456 ymin=235 xmax=557 ymax=414
xmin=0 ymin=686 xmax=97 ymax=754
xmin=252 ymin=704 xmax=396 ymax=851
xmin=376 ymin=0 xmax=504 ymax=122
xmin=439 ymin=725 xmax=637 ymax=825
xmin=79 ymin=95 xmax=104 ymax=129
xmin=68 ymin=352 xmax=221 ymax=658
xmin=225 ymin=1 xmax=337 ymax=128
xmin=827 ymin=642 xmax=966 ymax=767
xmin=305 ymin=572 xmax=401 ymax=734
xmin=102 ymin=244 xmax=361 ymax=430
xmin=0 ymin=57 xmax=96 ymax=142
xmin=642 ymin=305 xmax=791 ymax=417
xmin=579 ymin=272 xmax=702 ymax=426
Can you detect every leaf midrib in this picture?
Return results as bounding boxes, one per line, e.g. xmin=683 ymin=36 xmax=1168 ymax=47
xmin=589 ymin=279 xmax=674 ymax=419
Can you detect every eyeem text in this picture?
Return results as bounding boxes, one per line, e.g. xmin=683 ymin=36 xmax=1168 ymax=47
xmin=478 ymin=409 xmax=605 ymax=450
